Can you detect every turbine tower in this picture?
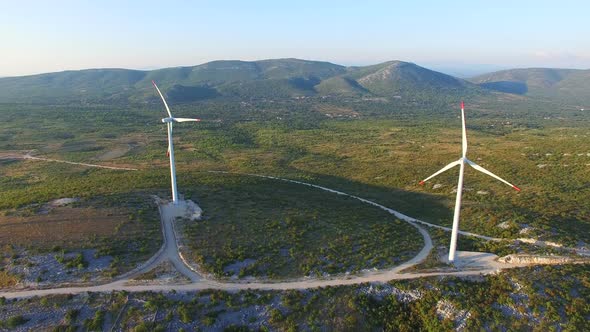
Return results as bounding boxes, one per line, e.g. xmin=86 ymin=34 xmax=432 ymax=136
xmin=152 ymin=80 xmax=201 ymax=205
xmin=419 ymin=101 xmax=520 ymax=262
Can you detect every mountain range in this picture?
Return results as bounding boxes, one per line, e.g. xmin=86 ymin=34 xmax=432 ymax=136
xmin=0 ymin=58 xmax=588 ymax=105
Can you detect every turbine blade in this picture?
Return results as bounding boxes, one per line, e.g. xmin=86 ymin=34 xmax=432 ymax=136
xmin=174 ymin=118 xmax=202 ymax=123
xmin=152 ymin=80 xmax=173 ymax=118
xmin=419 ymin=160 xmax=462 ymax=185
xmin=461 ymin=101 xmax=467 ymax=157
xmin=465 ymin=159 xmax=521 ymax=191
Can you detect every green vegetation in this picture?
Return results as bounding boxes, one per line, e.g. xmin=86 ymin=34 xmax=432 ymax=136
xmin=83 ymin=310 xmax=105 ymax=331
xmin=180 ymin=173 xmax=422 ymax=278
xmin=471 ymin=67 xmax=590 ymax=105
xmin=0 ymin=315 xmax=29 ymax=329
xmin=5 ymin=264 xmax=589 ymax=330
xmin=55 ymin=253 xmax=88 ymax=269
xmin=0 ymin=67 xmax=588 ymax=329
xmin=0 ymin=92 xmax=589 ymax=279
xmin=0 ymin=58 xmax=485 ymax=104
xmin=64 ymin=309 xmax=79 ymax=324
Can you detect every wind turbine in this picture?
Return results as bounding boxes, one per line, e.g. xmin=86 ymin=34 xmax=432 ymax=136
xmin=419 ymin=101 xmax=520 ymax=262
xmin=152 ymin=80 xmax=201 ymax=205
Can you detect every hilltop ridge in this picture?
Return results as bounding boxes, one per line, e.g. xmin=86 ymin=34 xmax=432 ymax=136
xmin=0 ymin=59 xmax=477 ymax=104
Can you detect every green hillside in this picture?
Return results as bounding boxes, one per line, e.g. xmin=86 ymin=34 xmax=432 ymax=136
xmin=0 ymin=59 xmax=488 ymax=104
xmin=2 ymin=58 xmax=589 ymax=106
xmin=347 ymin=61 xmax=478 ymax=96
xmin=0 ymin=69 xmax=146 ymax=104
xmin=471 ymin=68 xmax=590 ymax=105
xmin=315 ymin=76 xmax=369 ymax=96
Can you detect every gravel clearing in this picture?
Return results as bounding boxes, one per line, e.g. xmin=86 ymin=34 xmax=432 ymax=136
xmin=6 ymin=248 xmax=112 ymax=287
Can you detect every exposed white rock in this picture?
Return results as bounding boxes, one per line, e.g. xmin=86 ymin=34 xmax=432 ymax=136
xmin=184 ymin=200 xmax=203 ymax=221
xmin=519 ymin=227 xmax=534 ymax=235
xmin=436 ymin=299 xmax=471 ymax=331
xmin=517 ymin=238 xmax=537 ymax=244
xmin=360 ymin=284 xmax=422 ymax=303
xmin=436 ymin=299 xmax=456 ymax=321
xmin=544 ymin=241 xmax=562 ymax=248
xmin=49 ymin=198 xmax=79 ymax=207
xmin=499 ymin=255 xmax=572 ymax=264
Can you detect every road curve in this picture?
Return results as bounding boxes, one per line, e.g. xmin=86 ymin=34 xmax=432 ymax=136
xmin=0 ymin=171 xmax=439 ymax=298
xmin=128 ymin=172 xmax=435 ymax=286
xmin=209 ymin=171 xmax=499 ymax=241
xmin=1 ymin=171 xmax=575 ymax=299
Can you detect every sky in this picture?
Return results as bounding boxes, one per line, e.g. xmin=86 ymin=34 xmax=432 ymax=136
xmin=1 ymin=0 xmax=589 ymax=77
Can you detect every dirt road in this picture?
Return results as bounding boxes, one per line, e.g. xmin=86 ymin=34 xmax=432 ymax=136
xmin=0 ymin=171 xmax=583 ymax=299
xmin=0 ymin=152 xmax=137 ymax=171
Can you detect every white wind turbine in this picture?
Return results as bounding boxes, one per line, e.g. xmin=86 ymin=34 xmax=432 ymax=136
xmin=152 ymin=80 xmax=201 ymax=205
xmin=419 ymin=101 xmax=521 ymax=262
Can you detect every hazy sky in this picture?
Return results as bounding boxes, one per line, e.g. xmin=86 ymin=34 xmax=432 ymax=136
xmin=2 ymin=0 xmax=589 ymax=77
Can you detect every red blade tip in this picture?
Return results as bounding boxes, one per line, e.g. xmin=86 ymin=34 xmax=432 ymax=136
xmin=196 ymin=119 xmax=201 ymax=122
xmin=512 ymin=185 xmax=521 ymax=192
xmin=460 ymin=101 xmax=464 ymax=109
xmin=419 ymin=181 xmax=425 ymax=186
xmin=152 ymin=80 xmax=156 ymax=86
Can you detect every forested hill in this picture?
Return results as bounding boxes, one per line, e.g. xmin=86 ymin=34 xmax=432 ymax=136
xmin=470 ymin=68 xmax=590 ymax=105
xmin=0 ymin=58 xmax=481 ymax=104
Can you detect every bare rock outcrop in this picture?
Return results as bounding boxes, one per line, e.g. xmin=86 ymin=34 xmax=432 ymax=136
xmin=499 ymin=255 xmax=572 ymax=264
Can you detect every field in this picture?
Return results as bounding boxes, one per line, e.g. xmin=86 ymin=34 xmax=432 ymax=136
xmin=0 ymin=98 xmax=589 ymax=277
xmin=179 ymin=173 xmax=423 ymax=279
xmin=0 ymin=157 xmax=163 ymax=280
xmin=0 ymin=96 xmax=589 ymax=329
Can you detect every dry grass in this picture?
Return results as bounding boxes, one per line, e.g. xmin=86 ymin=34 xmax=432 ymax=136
xmin=0 ymin=207 xmax=128 ymax=249
xmin=0 ymin=270 xmax=18 ymax=287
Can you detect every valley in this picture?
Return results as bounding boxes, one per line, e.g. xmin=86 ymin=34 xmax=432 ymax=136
xmin=0 ymin=59 xmax=589 ymax=330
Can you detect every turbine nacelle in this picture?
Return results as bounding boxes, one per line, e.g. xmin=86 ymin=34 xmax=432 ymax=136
xmin=161 ymin=117 xmax=201 ymax=123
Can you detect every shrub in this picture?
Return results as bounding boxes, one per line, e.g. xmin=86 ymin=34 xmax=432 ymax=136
xmin=3 ymin=315 xmax=29 ymax=328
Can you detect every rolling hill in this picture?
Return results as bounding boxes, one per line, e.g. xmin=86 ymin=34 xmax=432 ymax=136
xmin=346 ymin=61 xmax=478 ymax=97
xmin=471 ymin=68 xmax=590 ymax=105
xmin=0 ymin=58 xmax=487 ymax=104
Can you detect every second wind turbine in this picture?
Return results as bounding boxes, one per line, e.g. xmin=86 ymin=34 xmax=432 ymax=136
xmin=419 ymin=101 xmax=521 ymax=262
xmin=152 ymin=81 xmax=201 ymax=205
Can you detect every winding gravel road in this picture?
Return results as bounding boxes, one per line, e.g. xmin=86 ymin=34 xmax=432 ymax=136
xmin=1 ymin=169 xmax=583 ymax=300
xmin=0 ymin=171 xmax=523 ymax=300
